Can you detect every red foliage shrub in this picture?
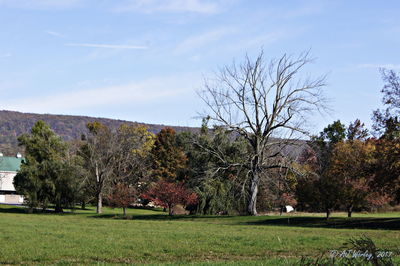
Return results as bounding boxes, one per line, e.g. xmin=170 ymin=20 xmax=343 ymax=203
xmin=142 ymin=180 xmax=198 ymax=215
xmin=108 ymin=183 xmax=137 ymax=216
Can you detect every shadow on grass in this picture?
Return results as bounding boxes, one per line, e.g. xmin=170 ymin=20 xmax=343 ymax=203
xmin=3 ymin=204 xmax=397 ymax=230
xmin=0 ymin=206 xmax=65 ymax=215
xmin=0 ymin=206 xmax=27 ymax=214
xmin=0 ymin=204 xmax=94 ymax=215
xmin=91 ymin=213 xmax=235 ymax=221
xmin=244 ymin=216 xmax=400 ymax=230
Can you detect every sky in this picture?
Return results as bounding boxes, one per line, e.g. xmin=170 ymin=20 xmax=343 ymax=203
xmin=0 ymin=0 xmax=399 ymax=134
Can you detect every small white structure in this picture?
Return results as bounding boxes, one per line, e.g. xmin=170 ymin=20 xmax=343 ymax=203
xmin=0 ymin=153 xmax=24 ymax=204
xmin=285 ymin=205 xmax=294 ymax=213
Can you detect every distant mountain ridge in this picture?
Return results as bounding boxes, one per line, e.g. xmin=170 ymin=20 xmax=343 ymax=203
xmin=0 ymin=110 xmax=199 ymax=155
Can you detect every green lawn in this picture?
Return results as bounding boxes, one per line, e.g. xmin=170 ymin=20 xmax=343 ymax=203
xmin=0 ymin=205 xmax=399 ymax=265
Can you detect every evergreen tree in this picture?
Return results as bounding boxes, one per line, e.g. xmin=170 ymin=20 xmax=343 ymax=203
xmin=14 ymin=120 xmax=80 ymax=212
xmin=177 ymin=122 xmax=248 ymax=214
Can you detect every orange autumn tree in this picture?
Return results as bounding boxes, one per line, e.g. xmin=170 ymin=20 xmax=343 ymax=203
xmin=372 ymin=138 xmax=399 ymax=203
xmin=151 ymin=127 xmax=187 ymax=182
xmin=145 ymin=128 xmax=192 ymax=214
xmin=296 ymin=119 xmax=375 ymax=219
xmin=329 ymin=139 xmax=378 ymax=217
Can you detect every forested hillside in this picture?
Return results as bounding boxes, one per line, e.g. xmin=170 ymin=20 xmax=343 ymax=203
xmin=0 ymin=110 xmax=198 ymax=155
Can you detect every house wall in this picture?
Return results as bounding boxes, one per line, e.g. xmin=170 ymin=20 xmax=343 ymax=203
xmin=4 ymin=194 xmax=23 ymax=204
xmin=0 ymin=171 xmax=17 ymax=191
xmin=0 ymin=171 xmax=24 ymax=204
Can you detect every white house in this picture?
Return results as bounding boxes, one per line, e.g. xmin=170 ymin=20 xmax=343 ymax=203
xmin=0 ymin=153 xmax=24 ymax=204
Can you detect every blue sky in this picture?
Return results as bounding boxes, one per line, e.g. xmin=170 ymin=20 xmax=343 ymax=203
xmin=0 ymin=0 xmax=399 ymax=134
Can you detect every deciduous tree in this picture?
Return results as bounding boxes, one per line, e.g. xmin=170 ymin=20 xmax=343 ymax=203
xmin=80 ymin=122 xmax=116 ymax=214
xmin=372 ymin=69 xmax=400 ymax=202
xmin=373 ymin=138 xmax=399 ymax=202
xmin=199 ymin=51 xmax=326 ymax=215
xmin=329 ymin=140 xmax=376 ymax=217
xmin=151 ymin=127 xmax=187 ymax=182
xmin=142 ymin=180 xmax=198 ymax=215
xmin=372 ymin=69 xmax=400 ymax=138
xmin=108 ymin=183 xmax=137 ymax=217
xmin=80 ymin=122 xmax=154 ymax=214
xmin=296 ymin=120 xmax=347 ymax=219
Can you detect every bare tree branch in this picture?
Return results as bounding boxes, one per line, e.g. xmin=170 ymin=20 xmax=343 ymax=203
xmin=198 ymin=50 xmax=327 ymax=215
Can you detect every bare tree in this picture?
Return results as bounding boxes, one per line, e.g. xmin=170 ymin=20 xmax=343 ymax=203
xmin=199 ymin=50 xmax=326 ymax=215
xmin=80 ymin=122 xmax=154 ymax=214
xmin=80 ymin=122 xmax=117 ymax=214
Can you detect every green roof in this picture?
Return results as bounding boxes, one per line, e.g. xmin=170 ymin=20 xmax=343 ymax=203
xmin=0 ymin=157 xmax=24 ymax=172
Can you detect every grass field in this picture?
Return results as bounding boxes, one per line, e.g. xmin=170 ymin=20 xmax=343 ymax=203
xmin=0 ymin=205 xmax=399 ymax=265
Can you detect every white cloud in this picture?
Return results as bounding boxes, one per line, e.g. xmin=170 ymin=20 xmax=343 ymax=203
xmin=174 ymin=27 xmax=236 ymax=54
xmin=357 ymin=63 xmax=400 ymax=70
xmin=45 ymin=30 xmax=66 ymax=38
xmin=3 ymin=74 xmax=200 ymax=114
xmin=66 ymin=43 xmax=148 ymax=49
xmin=113 ymin=0 xmax=226 ymax=14
xmin=0 ymin=0 xmax=82 ymax=9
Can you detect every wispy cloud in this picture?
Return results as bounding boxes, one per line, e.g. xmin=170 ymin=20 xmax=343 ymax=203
xmin=2 ymin=74 xmax=199 ymax=113
xmin=45 ymin=30 xmax=66 ymax=38
xmin=66 ymin=43 xmax=148 ymax=49
xmin=113 ymin=0 xmax=227 ymax=14
xmin=357 ymin=63 xmax=400 ymax=70
xmin=0 ymin=0 xmax=82 ymax=9
xmin=0 ymin=53 xmax=11 ymax=58
xmin=175 ymin=27 xmax=236 ymax=54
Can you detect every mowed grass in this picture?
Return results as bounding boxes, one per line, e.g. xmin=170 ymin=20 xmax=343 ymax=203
xmin=0 ymin=205 xmax=399 ymax=265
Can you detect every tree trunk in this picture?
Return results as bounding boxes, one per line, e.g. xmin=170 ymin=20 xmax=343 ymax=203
xmin=168 ymin=204 xmax=173 ymax=216
xmin=123 ymin=207 xmax=126 ymax=217
xmin=247 ymin=172 xmax=259 ymax=216
xmin=347 ymin=205 xmax=353 ymax=218
xmin=96 ymin=192 xmax=102 ymax=214
xmin=55 ymin=203 xmax=63 ymax=213
xmin=81 ymin=201 xmax=86 ymax=210
xmin=247 ymin=150 xmax=262 ymax=216
xmin=326 ymin=208 xmax=331 ymax=220
xmin=247 ymin=166 xmax=259 ymax=215
xmin=95 ymin=163 xmax=102 ymax=214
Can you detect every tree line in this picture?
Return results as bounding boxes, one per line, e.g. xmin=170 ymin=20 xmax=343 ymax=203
xmin=13 ymin=52 xmax=399 ymax=217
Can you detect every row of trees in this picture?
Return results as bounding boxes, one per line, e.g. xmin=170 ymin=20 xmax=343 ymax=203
xmin=14 ymin=120 xmax=199 ymax=215
xmin=296 ymin=69 xmax=400 ymax=218
xmin=13 ymin=52 xmax=399 ymax=217
xmin=15 ymin=115 xmax=397 ymax=217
